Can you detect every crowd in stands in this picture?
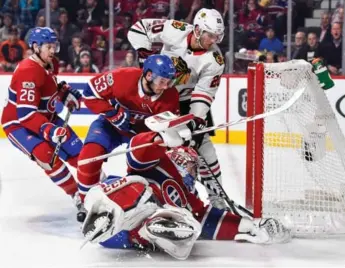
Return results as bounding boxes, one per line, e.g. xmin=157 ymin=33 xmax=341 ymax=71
xmin=0 ymin=0 xmax=342 ymax=75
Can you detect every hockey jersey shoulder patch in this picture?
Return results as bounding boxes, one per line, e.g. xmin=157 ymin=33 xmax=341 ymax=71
xmin=171 ymin=20 xmax=187 ymax=31
xmin=213 ymin=52 xmax=224 ymax=66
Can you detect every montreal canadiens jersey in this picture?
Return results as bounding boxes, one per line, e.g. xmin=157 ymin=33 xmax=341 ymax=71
xmin=83 ymin=67 xmax=180 ymax=134
xmin=124 ymin=131 xmax=242 ymax=240
xmin=128 ymin=19 xmax=225 ymax=119
xmin=1 ymin=56 xmax=59 ymax=135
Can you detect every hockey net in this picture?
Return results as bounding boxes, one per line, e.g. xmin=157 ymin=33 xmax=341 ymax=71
xmin=246 ymin=60 xmax=345 ymax=236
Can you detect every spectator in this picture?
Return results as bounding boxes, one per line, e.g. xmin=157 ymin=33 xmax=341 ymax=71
xmin=319 ymin=22 xmax=342 ymax=75
xmin=36 ymin=0 xmax=60 ymax=28
xmin=57 ymin=8 xmax=79 ymax=62
xmin=91 ymin=34 xmax=107 ymax=70
xmin=150 ymin=0 xmax=170 ymax=18
xmin=2 ymin=0 xmax=21 ymax=25
xmin=20 ymin=0 xmax=40 ymax=29
xmin=319 ymin=11 xmax=332 ymax=43
xmin=67 ymin=33 xmax=86 ymax=70
xmin=133 ymin=0 xmax=154 ymax=23
xmin=75 ymin=49 xmax=99 ymax=73
xmin=0 ymin=13 xmax=14 ymax=43
xmin=84 ymin=0 xmax=104 ymax=25
xmin=120 ymin=50 xmax=139 ymax=67
xmin=258 ymin=26 xmax=284 ymax=53
xmin=291 ymin=31 xmax=306 ymax=59
xmin=295 ymin=32 xmax=320 ymax=62
xmin=238 ymin=0 xmax=267 ymax=38
xmin=332 ymin=6 xmax=344 ymax=25
xmin=115 ymin=12 xmax=133 ymax=50
xmin=24 ymin=15 xmax=45 ymax=44
xmin=184 ymin=0 xmax=202 ymax=24
xmin=0 ymin=26 xmax=27 ymax=72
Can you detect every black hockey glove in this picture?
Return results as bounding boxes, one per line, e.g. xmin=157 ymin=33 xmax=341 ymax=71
xmin=137 ymin=48 xmax=158 ymax=68
xmin=185 ymin=117 xmax=206 ymax=149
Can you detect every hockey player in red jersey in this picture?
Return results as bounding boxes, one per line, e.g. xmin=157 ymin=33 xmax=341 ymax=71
xmin=80 ymin=121 xmax=291 ymax=260
xmin=77 ymin=55 xmax=180 ymax=211
xmin=0 ymin=27 xmax=84 ymax=217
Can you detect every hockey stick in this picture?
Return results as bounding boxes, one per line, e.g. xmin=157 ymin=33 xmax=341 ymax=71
xmin=198 ymin=155 xmax=254 ymax=218
xmin=77 ymin=140 xmax=164 ymax=166
xmin=78 ymin=87 xmax=305 ymax=166
xmin=193 ymin=87 xmax=305 ymax=136
xmin=49 ymin=109 xmax=72 ymax=168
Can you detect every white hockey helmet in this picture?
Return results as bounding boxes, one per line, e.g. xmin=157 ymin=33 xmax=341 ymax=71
xmin=193 ymin=8 xmax=225 ymax=43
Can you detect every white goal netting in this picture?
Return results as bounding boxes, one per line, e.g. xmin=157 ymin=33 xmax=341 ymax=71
xmin=249 ymin=60 xmax=345 ymax=236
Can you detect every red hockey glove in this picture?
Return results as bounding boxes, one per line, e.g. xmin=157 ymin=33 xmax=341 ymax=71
xmin=58 ymin=81 xmax=82 ymax=112
xmin=104 ymin=103 xmax=130 ymax=132
xmin=40 ymin=123 xmax=71 ymax=143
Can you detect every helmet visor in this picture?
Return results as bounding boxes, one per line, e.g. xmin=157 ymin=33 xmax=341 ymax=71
xmin=203 ymin=31 xmax=224 ymax=43
xmin=41 ymin=41 xmax=60 ymax=53
xmin=151 ymin=74 xmax=175 ymax=88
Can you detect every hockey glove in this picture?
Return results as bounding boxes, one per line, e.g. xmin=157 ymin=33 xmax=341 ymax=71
xmin=58 ymin=81 xmax=82 ymax=112
xmin=104 ymin=103 xmax=130 ymax=132
xmin=186 ymin=117 xmax=206 ymax=148
xmin=137 ymin=48 xmax=158 ymax=68
xmin=40 ymin=122 xmax=71 ymax=143
xmin=157 ymin=129 xmax=184 ymax=148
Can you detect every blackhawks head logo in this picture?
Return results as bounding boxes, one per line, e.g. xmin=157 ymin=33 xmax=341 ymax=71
xmin=171 ymin=20 xmax=187 ymax=31
xmin=213 ymin=52 xmax=224 ymax=66
xmin=171 ymin=56 xmax=191 ymax=85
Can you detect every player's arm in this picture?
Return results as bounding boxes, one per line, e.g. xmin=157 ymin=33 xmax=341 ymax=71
xmin=15 ymin=72 xmax=50 ymax=134
xmin=127 ymin=19 xmax=169 ymax=66
xmin=83 ymin=72 xmax=116 ymax=114
xmin=189 ymin=51 xmax=225 ymax=119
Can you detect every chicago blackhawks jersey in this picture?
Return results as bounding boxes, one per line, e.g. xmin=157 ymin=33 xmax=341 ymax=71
xmin=128 ymin=19 xmax=225 ymax=119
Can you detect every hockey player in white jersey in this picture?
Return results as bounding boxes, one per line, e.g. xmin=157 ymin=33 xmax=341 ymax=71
xmin=127 ymin=8 xmax=228 ymax=209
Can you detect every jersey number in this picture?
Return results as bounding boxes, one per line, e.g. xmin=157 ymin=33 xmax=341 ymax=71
xmin=151 ymin=24 xmax=164 ymax=33
xmin=210 ymin=75 xmax=221 ymax=88
xmin=94 ymin=74 xmax=114 ymax=93
xmin=20 ymin=89 xmax=35 ymax=102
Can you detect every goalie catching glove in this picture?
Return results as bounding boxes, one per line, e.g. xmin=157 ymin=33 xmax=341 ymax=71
xmin=235 ymin=217 xmax=291 ymax=244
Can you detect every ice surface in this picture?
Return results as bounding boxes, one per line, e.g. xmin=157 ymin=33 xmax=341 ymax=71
xmin=1 ymin=140 xmax=345 ymax=267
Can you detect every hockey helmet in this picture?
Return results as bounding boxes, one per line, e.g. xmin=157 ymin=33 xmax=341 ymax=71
xmin=167 ymin=146 xmax=199 ymax=192
xmin=193 ymin=8 xmax=225 ymax=43
xmin=28 ymin=27 xmax=60 ymax=52
xmin=143 ymin=54 xmax=176 ymax=83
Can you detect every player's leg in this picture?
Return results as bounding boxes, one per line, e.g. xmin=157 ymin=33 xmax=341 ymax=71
xmin=197 ymin=134 xmax=228 ymax=209
xmin=77 ymin=117 xmax=129 ymax=202
xmin=6 ymin=128 xmax=78 ymax=195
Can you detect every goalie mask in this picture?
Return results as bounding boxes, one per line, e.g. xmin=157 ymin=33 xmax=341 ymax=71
xmin=167 ymin=147 xmax=199 ymax=192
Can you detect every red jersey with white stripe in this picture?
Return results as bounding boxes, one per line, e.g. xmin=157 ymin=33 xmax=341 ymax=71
xmin=83 ymin=67 xmax=180 ymax=135
xmin=1 ymin=56 xmax=59 ymax=135
xmin=126 ymin=131 xmax=241 ymax=240
xmin=128 ymin=19 xmax=225 ymax=119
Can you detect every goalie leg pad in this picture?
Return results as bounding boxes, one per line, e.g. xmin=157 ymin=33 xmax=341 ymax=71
xmin=138 ymin=205 xmax=201 ymax=260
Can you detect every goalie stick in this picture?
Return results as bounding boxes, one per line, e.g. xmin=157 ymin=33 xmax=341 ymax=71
xmin=78 ymin=87 xmax=305 ymax=166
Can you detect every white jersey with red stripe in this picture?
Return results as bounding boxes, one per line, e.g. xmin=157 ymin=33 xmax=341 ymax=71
xmin=128 ymin=19 xmax=225 ymax=119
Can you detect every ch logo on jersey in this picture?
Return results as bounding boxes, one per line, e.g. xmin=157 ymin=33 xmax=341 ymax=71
xmin=162 ymin=179 xmax=187 ymax=208
xmin=213 ymin=52 xmax=224 ymax=66
xmin=47 ymin=91 xmax=60 ymax=113
xmin=171 ymin=20 xmax=187 ymax=31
